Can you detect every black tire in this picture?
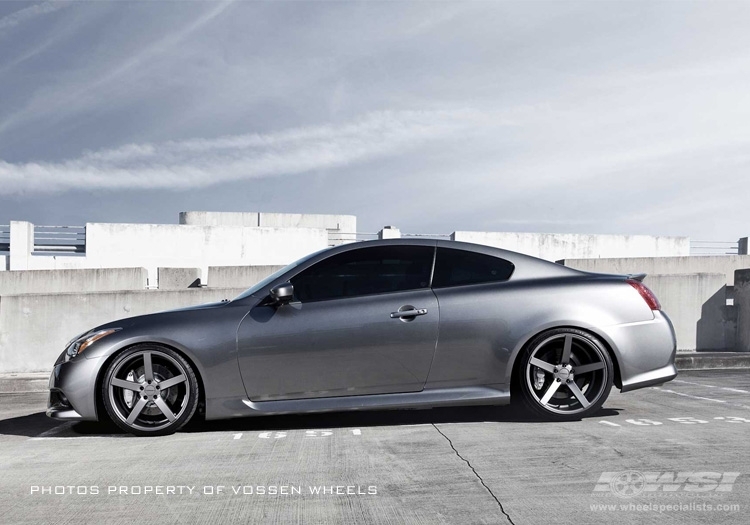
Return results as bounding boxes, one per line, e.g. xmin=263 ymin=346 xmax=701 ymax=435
xmin=515 ymin=328 xmax=613 ymax=421
xmin=101 ymin=344 xmax=199 ymax=436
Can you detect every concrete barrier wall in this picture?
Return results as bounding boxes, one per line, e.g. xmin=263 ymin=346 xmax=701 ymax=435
xmin=643 ymin=273 xmax=731 ymax=352
xmin=452 ymin=231 xmax=689 ymax=261
xmin=561 ymin=255 xmax=750 ymax=285
xmin=180 ymin=211 xmax=356 ymax=233
xmin=157 ymin=268 xmax=201 ymax=290
xmin=207 ymin=265 xmax=284 ymax=289
xmin=0 ymin=288 xmax=245 ymax=373
xmin=735 ymin=269 xmax=750 ymax=352
xmin=0 ymin=268 xmax=147 ymax=295
xmin=11 ymin=221 xmax=328 ymax=287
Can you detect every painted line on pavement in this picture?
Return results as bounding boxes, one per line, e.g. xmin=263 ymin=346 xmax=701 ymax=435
xmin=672 ymin=379 xmax=750 ymax=394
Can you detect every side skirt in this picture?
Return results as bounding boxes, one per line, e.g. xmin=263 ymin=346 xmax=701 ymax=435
xmin=232 ymin=386 xmax=510 ymax=417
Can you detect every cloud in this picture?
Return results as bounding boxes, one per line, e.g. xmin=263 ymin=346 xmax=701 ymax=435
xmin=0 ymin=109 xmax=487 ymax=194
xmin=0 ymin=1 xmax=69 ymax=32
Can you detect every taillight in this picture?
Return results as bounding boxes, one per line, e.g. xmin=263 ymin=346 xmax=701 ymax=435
xmin=626 ymin=279 xmax=661 ymax=310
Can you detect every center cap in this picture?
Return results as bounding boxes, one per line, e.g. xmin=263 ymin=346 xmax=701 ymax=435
xmin=557 ymin=368 xmax=570 ymax=380
xmin=144 ymin=385 xmax=157 ymax=395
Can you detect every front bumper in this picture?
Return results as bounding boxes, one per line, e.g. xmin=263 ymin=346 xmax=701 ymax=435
xmin=600 ymin=310 xmax=678 ymax=392
xmin=46 ymin=353 xmax=101 ymax=421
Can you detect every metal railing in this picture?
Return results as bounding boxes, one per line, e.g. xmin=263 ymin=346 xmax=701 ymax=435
xmin=33 ymin=225 xmax=86 ymax=255
xmin=327 ymin=231 xmax=378 ymax=246
xmin=0 ymin=225 xmax=9 ymax=254
xmin=689 ymin=240 xmax=739 ymax=256
xmin=402 ymin=233 xmax=452 ymax=240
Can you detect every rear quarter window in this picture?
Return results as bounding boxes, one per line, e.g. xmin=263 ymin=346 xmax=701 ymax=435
xmin=432 ymin=247 xmax=514 ymax=288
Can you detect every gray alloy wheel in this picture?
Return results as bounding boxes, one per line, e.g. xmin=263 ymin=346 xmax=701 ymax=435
xmin=102 ymin=345 xmax=199 ymax=436
xmin=517 ymin=328 xmax=613 ymax=420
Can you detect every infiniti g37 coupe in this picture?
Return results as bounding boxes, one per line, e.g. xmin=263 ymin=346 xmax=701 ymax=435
xmin=47 ymin=239 xmax=677 ymax=436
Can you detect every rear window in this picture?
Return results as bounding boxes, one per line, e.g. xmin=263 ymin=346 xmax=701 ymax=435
xmin=432 ymin=247 xmax=514 ymax=288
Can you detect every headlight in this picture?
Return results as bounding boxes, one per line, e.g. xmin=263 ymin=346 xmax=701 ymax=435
xmin=65 ymin=328 xmax=121 ymax=361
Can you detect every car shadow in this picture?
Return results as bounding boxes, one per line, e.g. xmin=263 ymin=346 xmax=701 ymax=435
xmin=0 ymin=405 xmax=622 ymax=438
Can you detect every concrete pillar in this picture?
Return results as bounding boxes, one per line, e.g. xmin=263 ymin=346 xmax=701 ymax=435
xmin=735 ymin=269 xmax=750 ymax=352
xmin=739 ymin=237 xmax=748 ymax=255
xmin=378 ymin=226 xmax=401 ymax=239
xmin=9 ymin=221 xmax=34 ymax=271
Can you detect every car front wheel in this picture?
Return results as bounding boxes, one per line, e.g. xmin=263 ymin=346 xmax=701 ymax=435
xmin=516 ymin=328 xmax=613 ymax=421
xmin=102 ymin=344 xmax=199 ymax=436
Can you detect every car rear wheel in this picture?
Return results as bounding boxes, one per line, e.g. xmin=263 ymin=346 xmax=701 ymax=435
xmin=517 ymin=328 xmax=613 ymax=421
xmin=102 ymin=344 xmax=199 ymax=436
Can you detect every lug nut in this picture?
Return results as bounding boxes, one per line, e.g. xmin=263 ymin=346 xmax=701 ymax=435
xmin=556 ymin=378 xmax=561 ymax=382
xmin=155 ymin=386 xmax=160 ymax=390
xmin=139 ymin=386 xmax=144 ymax=391
xmin=153 ymin=395 xmax=158 ymax=399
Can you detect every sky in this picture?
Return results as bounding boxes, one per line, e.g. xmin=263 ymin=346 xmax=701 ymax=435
xmin=0 ymin=0 xmax=749 ymax=240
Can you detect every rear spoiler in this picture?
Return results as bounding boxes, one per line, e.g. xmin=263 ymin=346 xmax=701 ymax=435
xmin=627 ymin=273 xmax=647 ymax=282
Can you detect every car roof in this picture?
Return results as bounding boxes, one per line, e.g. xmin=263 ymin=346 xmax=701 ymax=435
xmin=320 ymin=238 xmax=583 ymax=280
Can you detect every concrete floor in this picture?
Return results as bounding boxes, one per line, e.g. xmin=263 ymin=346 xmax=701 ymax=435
xmin=0 ymin=370 xmax=748 ymax=524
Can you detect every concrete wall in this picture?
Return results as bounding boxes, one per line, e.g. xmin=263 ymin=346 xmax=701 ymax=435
xmin=643 ymin=273 xmax=732 ymax=352
xmin=0 ymin=255 xmax=7 ymax=271
xmin=10 ymin=221 xmax=328 ymax=287
xmin=207 ymin=265 xmax=284 ymax=289
xmin=157 ymin=268 xmax=201 ymax=290
xmin=180 ymin=211 xmax=356 ymax=233
xmin=452 ymin=231 xmax=690 ymax=261
xmin=0 ymin=288 xmax=245 ymax=373
xmin=0 ymin=268 xmax=147 ymax=295
xmin=735 ymin=269 xmax=750 ymax=352
xmin=561 ymin=255 xmax=750 ymax=285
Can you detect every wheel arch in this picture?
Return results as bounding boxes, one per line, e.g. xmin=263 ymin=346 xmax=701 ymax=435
xmin=94 ymin=340 xmax=207 ymax=423
xmin=507 ymin=323 xmax=623 ymax=392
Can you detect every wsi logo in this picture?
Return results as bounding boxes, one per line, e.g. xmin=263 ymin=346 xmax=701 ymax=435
xmin=594 ymin=471 xmax=740 ymax=498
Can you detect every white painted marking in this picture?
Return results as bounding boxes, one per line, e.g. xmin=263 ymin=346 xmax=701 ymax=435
xmin=723 ymin=388 xmax=750 ymax=394
xmin=352 ymin=428 xmax=362 ymax=435
xmin=625 ymin=418 xmax=662 ymax=426
xmin=305 ymin=430 xmax=333 ymax=438
xmin=667 ymin=417 xmax=708 ymax=425
xmin=654 ymin=388 xmax=727 ymax=404
xmin=671 ymin=380 xmax=750 ymax=394
xmin=34 ymin=422 xmax=74 ymax=439
xmin=233 ymin=433 xmax=243 ymax=440
xmin=599 ymin=421 xmax=620 ymax=427
xmin=714 ymin=417 xmax=725 ymax=420
xmin=672 ymin=379 xmax=718 ymax=388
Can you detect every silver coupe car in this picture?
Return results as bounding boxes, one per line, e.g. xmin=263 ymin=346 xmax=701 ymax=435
xmin=47 ymin=239 xmax=677 ymax=436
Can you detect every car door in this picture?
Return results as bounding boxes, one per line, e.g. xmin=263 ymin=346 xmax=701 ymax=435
xmin=236 ymin=244 xmax=439 ymax=401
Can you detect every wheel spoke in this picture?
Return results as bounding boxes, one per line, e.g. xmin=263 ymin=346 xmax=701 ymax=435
xmin=529 ymin=357 xmax=556 ymax=373
xmin=561 ymin=335 xmax=572 ymax=365
xmin=575 ymin=362 xmax=605 ymax=374
xmin=539 ymin=380 xmax=561 ymax=405
xmin=158 ymin=374 xmax=186 ymax=390
xmin=143 ymin=352 xmax=154 ymax=382
xmin=111 ymin=378 xmax=142 ymax=391
xmin=126 ymin=397 xmax=148 ymax=424
xmin=153 ymin=397 xmax=176 ymax=422
xmin=567 ymin=381 xmax=590 ymax=408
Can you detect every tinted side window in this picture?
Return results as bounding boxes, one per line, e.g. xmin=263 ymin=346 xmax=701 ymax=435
xmin=432 ymin=248 xmax=514 ymax=288
xmin=291 ymin=245 xmax=434 ymax=302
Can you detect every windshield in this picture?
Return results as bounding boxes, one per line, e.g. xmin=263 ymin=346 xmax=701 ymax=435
xmin=233 ymin=247 xmax=331 ymax=301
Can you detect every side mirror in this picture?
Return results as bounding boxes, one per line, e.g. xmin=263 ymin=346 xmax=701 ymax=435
xmin=269 ymin=282 xmax=294 ymax=306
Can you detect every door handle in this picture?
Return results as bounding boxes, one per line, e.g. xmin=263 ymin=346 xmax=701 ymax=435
xmin=390 ymin=308 xmax=428 ymax=319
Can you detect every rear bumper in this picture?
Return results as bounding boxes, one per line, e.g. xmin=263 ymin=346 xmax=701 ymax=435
xmin=46 ymin=354 xmax=100 ymax=421
xmin=600 ymin=310 xmax=678 ymax=392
